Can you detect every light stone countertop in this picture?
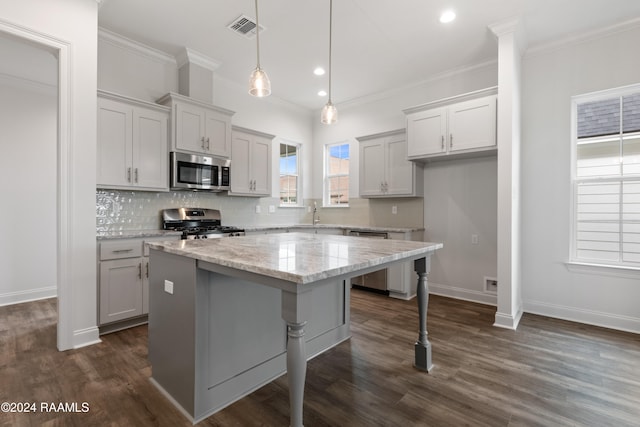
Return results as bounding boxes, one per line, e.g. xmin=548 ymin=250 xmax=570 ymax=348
xmin=147 ymin=232 xmax=442 ymax=285
xmin=240 ymin=224 xmax=425 ymax=233
xmin=97 ymin=230 xmax=182 ymax=240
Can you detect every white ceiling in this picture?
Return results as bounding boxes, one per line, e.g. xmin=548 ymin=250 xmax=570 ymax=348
xmin=97 ymin=0 xmax=640 ymax=111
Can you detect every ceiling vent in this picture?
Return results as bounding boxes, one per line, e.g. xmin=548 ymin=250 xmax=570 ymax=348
xmin=227 ymin=15 xmax=265 ymax=39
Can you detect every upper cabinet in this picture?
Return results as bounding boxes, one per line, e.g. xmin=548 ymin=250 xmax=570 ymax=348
xmin=358 ymin=129 xmax=423 ymax=198
xmin=97 ymin=91 xmax=170 ymax=191
xmin=157 ymin=92 xmax=234 ymax=158
xmin=404 ymin=89 xmax=497 ymax=161
xmin=229 ymin=126 xmax=274 ymax=197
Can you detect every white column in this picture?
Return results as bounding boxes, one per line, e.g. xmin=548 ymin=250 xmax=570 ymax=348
xmin=489 ymin=19 xmax=526 ymax=330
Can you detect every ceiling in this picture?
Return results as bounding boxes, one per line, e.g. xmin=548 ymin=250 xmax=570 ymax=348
xmin=97 ymin=0 xmax=640 ymax=111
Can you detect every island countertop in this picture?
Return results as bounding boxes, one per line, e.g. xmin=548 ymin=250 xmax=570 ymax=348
xmin=147 ymin=232 xmax=443 ymax=285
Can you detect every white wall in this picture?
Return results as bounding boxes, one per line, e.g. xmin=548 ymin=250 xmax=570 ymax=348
xmin=521 ymin=24 xmax=640 ymax=332
xmin=424 ymin=156 xmax=498 ymax=304
xmin=0 ymin=37 xmax=57 ymax=305
xmin=0 ymin=0 xmax=99 ymax=349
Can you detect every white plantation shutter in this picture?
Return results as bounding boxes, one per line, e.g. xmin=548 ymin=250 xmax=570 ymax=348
xmin=573 ymin=87 xmax=640 ymax=267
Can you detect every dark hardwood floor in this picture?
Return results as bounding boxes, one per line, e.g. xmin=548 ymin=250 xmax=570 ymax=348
xmin=1 ymin=290 xmax=639 ymax=426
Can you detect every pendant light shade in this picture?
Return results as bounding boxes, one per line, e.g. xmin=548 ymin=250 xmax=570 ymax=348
xmin=321 ymin=101 xmax=337 ymax=124
xmin=249 ymin=0 xmax=271 ymax=97
xmin=249 ymin=67 xmax=271 ymax=97
xmin=321 ymin=0 xmax=337 ymax=124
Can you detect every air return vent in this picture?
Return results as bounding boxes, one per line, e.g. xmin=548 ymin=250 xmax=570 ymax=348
xmin=227 ymin=15 xmax=265 ymax=39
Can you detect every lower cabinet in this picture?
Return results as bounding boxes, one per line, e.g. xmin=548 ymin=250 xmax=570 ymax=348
xmin=98 ymin=235 xmax=178 ymax=332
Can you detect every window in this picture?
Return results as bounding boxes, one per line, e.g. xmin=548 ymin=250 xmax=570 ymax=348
xmin=324 ymin=142 xmax=350 ymax=206
xmin=279 ymin=142 xmax=300 ymax=206
xmin=572 ymin=85 xmax=640 ymax=268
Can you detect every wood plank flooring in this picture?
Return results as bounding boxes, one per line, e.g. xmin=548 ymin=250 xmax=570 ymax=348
xmin=1 ymin=290 xmax=639 ymax=426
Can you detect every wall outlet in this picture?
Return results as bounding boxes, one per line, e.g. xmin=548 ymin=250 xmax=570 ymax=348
xmin=484 ymin=277 xmax=497 ymax=294
xmin=392 ymin=205 xmax=398 ymax=214
xmin=269 ymin=205 xmax=275 ymax=213
xmin=164 ymin=280 xmax=174 ymax=295
xmin=471 ymin=234 xmax=479 ymax=244
xmin=255 ymin=205 xmax=261 ymax=214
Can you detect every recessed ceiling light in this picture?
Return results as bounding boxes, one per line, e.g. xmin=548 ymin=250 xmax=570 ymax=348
xmin=318 ymin=90 xmax=327 ymax=97
xmin=314 ymin=67 xmax=325 ymax=76
xmin=439 ymin=10 xmax=456 ymax=23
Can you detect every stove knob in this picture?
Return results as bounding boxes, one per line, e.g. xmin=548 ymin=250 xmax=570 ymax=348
xmin=202 ymin=235 xmax=208 ymax=239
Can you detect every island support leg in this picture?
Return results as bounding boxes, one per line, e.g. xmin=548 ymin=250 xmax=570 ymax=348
xmin=414 ymin=257 xmax=433 ymax=372
xmin=287 ymin=321 xmax=306 ymax=427
xmin=282 ymin=290 xmax=312 ymax=427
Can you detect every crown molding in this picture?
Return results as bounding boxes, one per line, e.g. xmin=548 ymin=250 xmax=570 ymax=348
xmin=525 ymin=16 xmax=640 ymax=58
xmin=337 ymin=59 xmax=498 ymax=112
xmin=98 ymin=27 xmax=176 ymax=65
xmin=176 ymin=47 xmax=221 ymax=72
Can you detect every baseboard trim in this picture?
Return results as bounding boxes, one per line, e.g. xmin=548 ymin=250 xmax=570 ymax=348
xmin=494 ymin=309 xmax=523 ymax=330
xmin=429 ymin=282 xmax=497 ymax=306
xmin=0 ymin=286 xmax=57 ymax=307
xmin=72 ymin=326 xmax=101 ymax=349
xmin=523 ymin=299 xmax=640 ymax=334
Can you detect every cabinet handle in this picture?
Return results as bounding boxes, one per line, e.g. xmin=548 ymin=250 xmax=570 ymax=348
xmin=441 ymin=135 xmax=445 ymax=150
xmin=201 ymin=136 xmax=206 ymax=150
xmin=146 ymin=262 xmax=149 ymax=278
xmin=251 ymin=179 xmax=255 ymax=190
xmin=134 ymin=168 xmax=139 ymax=183
xmin=112 ymin=249 xmax=133 ymax=253
xmin=127 ymin=167 xmax=132 ymax=183
xmin=138 ymin=263 xmax=142 ymax=279
xmin=450 ymin=134 xmax=453 ymax=148
xmin=206 ymin=137 xmax=211 ymax=150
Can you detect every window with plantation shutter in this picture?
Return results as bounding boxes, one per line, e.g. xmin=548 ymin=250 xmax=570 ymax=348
xmin=572 ymin=85 xmax=640 ymax=267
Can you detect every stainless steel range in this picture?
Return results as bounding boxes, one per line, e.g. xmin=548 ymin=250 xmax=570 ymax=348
xmin=162 ymin=208 xmax=244 ymax=239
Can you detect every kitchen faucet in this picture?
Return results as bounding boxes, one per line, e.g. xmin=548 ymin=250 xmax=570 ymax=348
xmin=312 ymin=202 xmax=320 ymax=225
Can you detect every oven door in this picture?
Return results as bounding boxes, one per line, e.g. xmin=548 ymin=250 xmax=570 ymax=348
xmin=170 ymin=152 xmax=230 ymax=191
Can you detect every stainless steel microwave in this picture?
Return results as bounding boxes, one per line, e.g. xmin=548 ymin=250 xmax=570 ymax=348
xmin=170 ymin=152 xmax=231 ymax=192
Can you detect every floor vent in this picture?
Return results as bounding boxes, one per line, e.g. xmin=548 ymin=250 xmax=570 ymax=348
xmin=227 ymin=15 xmax=265 ymax=39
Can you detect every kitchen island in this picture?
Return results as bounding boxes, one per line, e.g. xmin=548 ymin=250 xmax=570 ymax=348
xmin=147 ymin=232 xmax=442 ymax=426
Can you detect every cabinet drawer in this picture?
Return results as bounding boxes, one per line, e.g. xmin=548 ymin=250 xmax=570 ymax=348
xmin=99 ymin=240 xmax=143 ymax=260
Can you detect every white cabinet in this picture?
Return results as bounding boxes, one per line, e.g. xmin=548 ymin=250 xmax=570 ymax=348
xmin=229 ymin=126 xmax=274 ymax=197
xmin=157 ymin=92 xmax=234 ymax=158
xmin=98 ymin=235 xmax=179 ymax=331
xmin=405 ymin=91 xmax=497 ymax=160
xmin=97 ymin=91 xmax=170 ymax=191
xmin=98 ymin=239 xmax=144 ymax=326
xmin=358 ymin=129 xmax=423 ymax=197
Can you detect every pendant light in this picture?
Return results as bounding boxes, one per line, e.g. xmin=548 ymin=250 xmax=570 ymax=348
xmin=249 ymin=0 xmax=271 ymax=97
xmin=321 ymin=0 xmax=337 ymax=124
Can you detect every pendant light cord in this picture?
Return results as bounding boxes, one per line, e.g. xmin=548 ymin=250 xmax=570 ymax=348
xmin=255 ymin=0 xmax=261 ymax=68
xmin=328 ymin=0 xmax=333 ymax=103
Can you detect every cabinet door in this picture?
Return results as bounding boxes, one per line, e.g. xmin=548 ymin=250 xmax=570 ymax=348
xmin=385 ymin=136 xmax=414 ymax=195
xmin=359 ymin=140 xmax=385 ymax=196
xmin=175 ymin=102 xmax=206 ymax=153
xmin=97 ymin=98 xmax=133 ymax=187
xmin=133 ymin=107 xmax=168 ymax=190
xmin=205 ymin=110 xmax=231 ymax=158
xmin=99 ymin=258 xmax=143 ymax=325
xmin=407 ymin=107 xmax=446 ymax=157
xmin=230 ymin=133 xmax=253 ymax=194
xmin=252 ymin=136 xmax=272 ymax=196
xmin=448 ymin=95 xmax=497 ymax=153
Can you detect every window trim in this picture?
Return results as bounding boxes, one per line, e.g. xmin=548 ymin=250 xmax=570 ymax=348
xmin=323 ymin=140 xmax=350 ymax=207
xmin=570 ymin=82 xmax=640 ymax=271
xmin=279 ymin=140 xmax=302 ymax=207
